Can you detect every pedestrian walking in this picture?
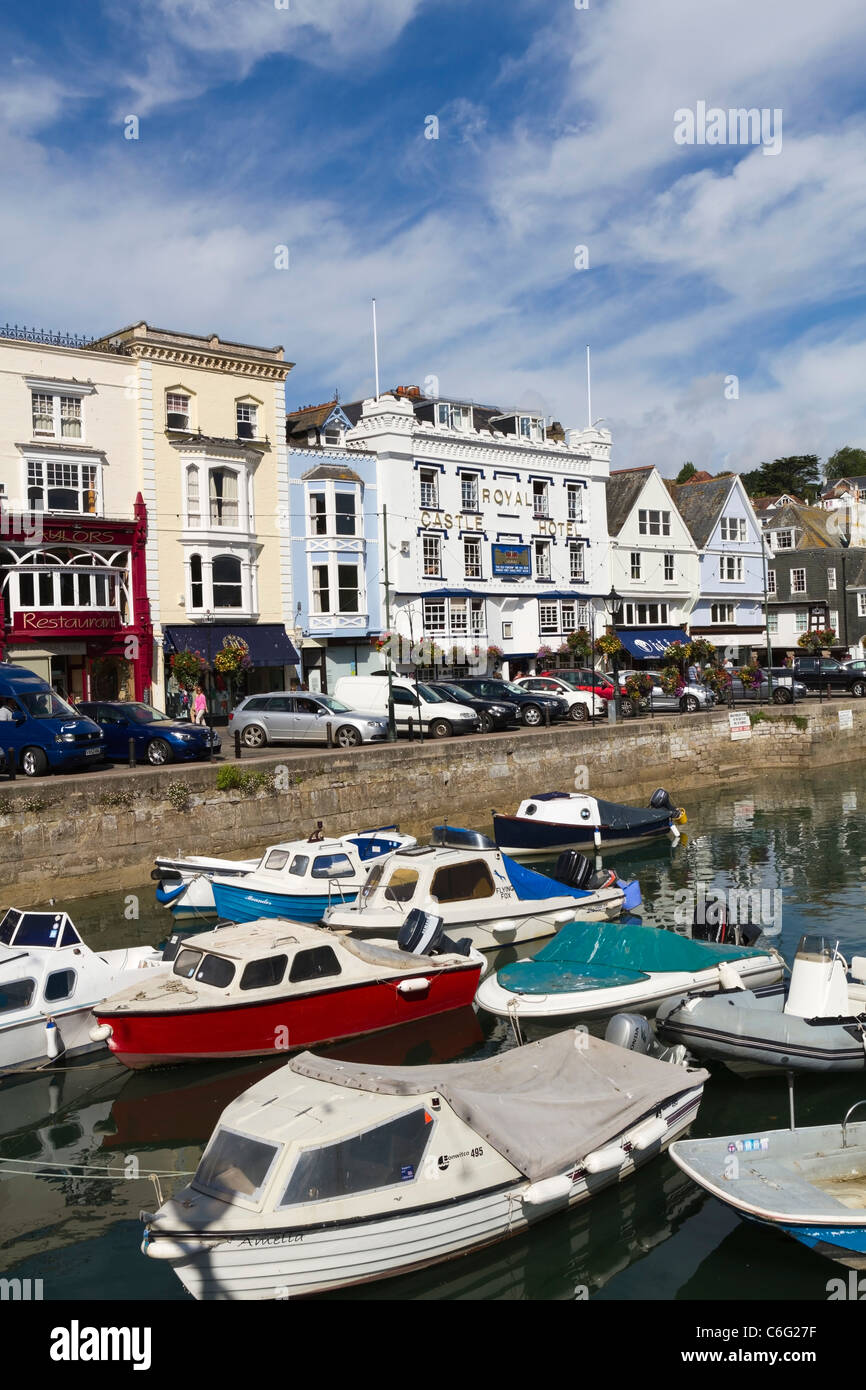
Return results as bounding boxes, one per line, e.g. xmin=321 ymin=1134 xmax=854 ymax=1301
xmin=193 ymin=684 xmax=208 ymax=725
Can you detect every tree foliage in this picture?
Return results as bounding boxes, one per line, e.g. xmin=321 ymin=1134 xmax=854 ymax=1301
xmin=740 ymin=455 xmax=822 ymax=503
xmin=675 ymin=461 xmax=696 ymax=484
xmin=824 ymin=446 xmax=866 ymax=483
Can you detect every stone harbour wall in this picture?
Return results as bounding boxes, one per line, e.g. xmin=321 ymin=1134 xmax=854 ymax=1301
xmin=0 ymin=701 xmax=862 ymax=907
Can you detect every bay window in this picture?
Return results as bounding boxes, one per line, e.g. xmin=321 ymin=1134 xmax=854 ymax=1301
xmin=209 ymin=469 xmax=240 ymax=527
xmin=212 ymin=555 xmax=243 ymax=608
xmin=312 ymin=564 xmax=330 ymax=614
xmin=334 ymin=492 xmax=356 ymax=536
xmin=27 ymin=458 xmax=99 ymax=514
xmin=337 ymin=563 xmax=360 ymax=613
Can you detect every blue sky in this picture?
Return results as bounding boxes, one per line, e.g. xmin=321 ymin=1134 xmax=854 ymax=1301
xmin=1 ymin=0 xmax=865 ymax=473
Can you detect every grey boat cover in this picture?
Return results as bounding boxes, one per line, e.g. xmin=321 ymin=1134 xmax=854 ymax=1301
xmin=291 ymin=1032 xmax=708 ymax=1183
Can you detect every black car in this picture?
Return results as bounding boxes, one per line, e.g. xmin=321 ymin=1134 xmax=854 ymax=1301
xmin=793 ymin=657 xmax=865 ymax=696
xmin=427 ymin=682 xmax=520 ymax=733
xmin=447 ymin=677 xmax=568 ymax=727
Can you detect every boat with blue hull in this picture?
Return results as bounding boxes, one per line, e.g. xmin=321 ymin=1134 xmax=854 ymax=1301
xmin=209 ymin=828 xmax=416 ymax=924
xmin=671 ymin=1103 xmax=866 ymax=1270
xmin=492 ymin=790 xmax=686 ymax=860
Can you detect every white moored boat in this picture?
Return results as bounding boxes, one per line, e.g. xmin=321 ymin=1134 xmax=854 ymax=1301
xmin=324 ymin=826 xmax=636 ymax=951
xmin=141 ymin=1028 xmax=708 ymax=1299
xmin=0 ymin=908 xmax=167 ymax=1074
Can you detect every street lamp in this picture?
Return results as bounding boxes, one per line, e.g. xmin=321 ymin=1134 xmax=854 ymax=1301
xmin=604 ymin=586 xmax=623 ymax=719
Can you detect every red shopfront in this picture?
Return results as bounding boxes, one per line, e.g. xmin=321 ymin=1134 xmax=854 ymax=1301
xmin=0 ymin=496 xmax=153 ymax=702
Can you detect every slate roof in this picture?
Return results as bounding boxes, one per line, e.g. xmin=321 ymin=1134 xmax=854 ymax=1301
xmin=605 ymin=468 xmax=653 ymax=536
xmin=822 ymin=476 xmax=866 ymax=495
xmin=765 ymin=502 xmax=835 ymax=548
xmin=667 ymin=476 xmax=736 ymax=547
xmin=301 ymin=462 xmax=363 ymax=483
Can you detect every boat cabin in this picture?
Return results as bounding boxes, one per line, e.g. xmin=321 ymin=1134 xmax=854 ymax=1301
xmin=0 ymin=910 xmax=86 ymax=1021
xmin=248 ymin=829 xmax=410 ymax=886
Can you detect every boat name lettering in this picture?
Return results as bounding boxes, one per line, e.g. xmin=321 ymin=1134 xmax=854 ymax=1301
xmin=437 ymin=1147 xmax=482 ymax=1171
xmin=726 ymin=1138 xmax=769 ymax=1153
xmin=238 ymin=1235 xmax=304 ymax=1247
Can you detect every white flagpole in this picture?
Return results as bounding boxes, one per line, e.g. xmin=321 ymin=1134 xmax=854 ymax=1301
xmin=372 ymin=298 xmax=380 ymax=400
xmin=586 ymin=344 xmax=592 ymax=429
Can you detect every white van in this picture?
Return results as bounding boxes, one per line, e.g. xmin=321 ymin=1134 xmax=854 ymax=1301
xmin=333 ymin=675 xmax=479 ymax=738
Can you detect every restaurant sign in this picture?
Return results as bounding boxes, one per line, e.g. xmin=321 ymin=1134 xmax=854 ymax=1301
xmin=11 ymin=611 xmax=122 ymax=635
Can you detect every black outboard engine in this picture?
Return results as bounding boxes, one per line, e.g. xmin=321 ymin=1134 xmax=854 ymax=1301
xmin=649 ymin=788 xmax=677 ymax=813
xmin=691 ymin=902 xmax=763 ymax=948
xmin=605 ymin=1012 xmax=655 ymax=1055
xmin=398 ymin=908 xmax=472 ymax=958
xmin=554 ymin=850 xmax=593 ymax=890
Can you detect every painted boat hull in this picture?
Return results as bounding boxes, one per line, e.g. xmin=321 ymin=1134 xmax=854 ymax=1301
xmin=493 ymin=812 xmax=673 ymax=860
xmin=144 ymin=1084 xmax=704 ymax=1298
xmin=95 ymin=963 xmax=482 ymax=1069
xmin=211 ymin=881 xmax=359 ymax=924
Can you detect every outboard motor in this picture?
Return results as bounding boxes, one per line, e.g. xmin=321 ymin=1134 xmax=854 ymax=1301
xmin=554 ymin=850 xmax=593 ymax=890
xmin=398 ymin=908 xmax=472 ymax=958
xmin=649 ymin=788 xmax=677 ymax=813
xmin=692 ymin=902 xmax=762 ymax=948
xmin=605 ymin=1012 xmax=655 ymax=1055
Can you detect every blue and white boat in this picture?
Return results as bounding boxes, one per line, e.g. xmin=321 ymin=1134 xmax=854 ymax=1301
xmin=493 ymin=789 xmax=686 ymax=861
xmin=475 ymin=919 xmax=784 ymax=1026
xmin=153 ymin=852 xmax=261 ymax=918
xmin=671 ymin=1102 xmax=866 ymax=1270
xmin=209 ymin=827 xmax=416 ymax=924
xmin=325 ymin=827 xmax=641 ymax=951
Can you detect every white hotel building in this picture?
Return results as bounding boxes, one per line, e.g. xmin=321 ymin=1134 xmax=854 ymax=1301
xmin=338 ymin=387 xmax=613 ymax=674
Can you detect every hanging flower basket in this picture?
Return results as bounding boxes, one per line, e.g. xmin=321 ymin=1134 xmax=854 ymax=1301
xmin=624 ymin=672 xmax=653 ymax=703
xmin=214 ymin=635 xmax=253 ymax=676
xmin=487 ymin=644 xmax=504 ymax=661
xmin=597 ymin=632 xmax=623 ymax=660
xmin=567 ymin=627 xmax=593 ymax=662
xmin=738 ymin=665 xmax=763 ymax=691
xmin=536 ymin=644 xmax=556 ymax=664
xmin=371 ymin=632 xmax=393 ymax=652
xmin=702 ymin=667 xmax=732 ymax=697
xmin=797 ymin=628 xmax=836 ymax=654
xmin=659 ymin=668 xmax=685 ymax=697
xmin=687 ymin=637 xmax=717 ymax=665
xmin=170 ymin=648 xmax=208 ymax=689
xmin=661 ymin=640 xmax=688 ymax=667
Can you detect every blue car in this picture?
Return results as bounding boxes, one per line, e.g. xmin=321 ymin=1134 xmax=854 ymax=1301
xmin=78 ymin=701 xmax=220 ymax=766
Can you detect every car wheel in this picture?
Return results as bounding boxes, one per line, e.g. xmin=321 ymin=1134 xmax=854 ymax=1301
xmin=21 ymin=747 xmax=48 ymax=777
xmin=772 ymin=686 xmax=792 ymax=704
xmin=430 ymin=718 xmax=452 ymax=739
xmin=480 ymin=712 xmax=494 ymax=734
xmin=522 ymin=704 xmax=543 ymax=726
xmin=852 ymin=681 xmax=866 ymax=698
xmin=241 ymin=724 xmax=267 ymax=749
xmin=147 ymin=738 xmax=173 ymax=766
xmin=620 ymin=697 xmax=636 ymax=718
xmin=335 ymin=724 xmax=362 ymax=748
xmin=569 ymin=702 xmax=589 ymax=721
xmin=680 ymin=695 xmax=700 ymax=713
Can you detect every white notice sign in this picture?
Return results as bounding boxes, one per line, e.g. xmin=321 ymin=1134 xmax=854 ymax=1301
xmin=839 ymin=709 xmax=854 ymax=730
xmin=729 ymin=712 xmax=752 ymax=741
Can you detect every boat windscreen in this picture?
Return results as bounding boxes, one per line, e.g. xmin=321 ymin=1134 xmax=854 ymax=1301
xmin=795 ymin=935 xmax=840 ymax=963
xmin=279 ymin=1108 xmax=433 ymax=1206
xmin=0 ymin=911 xmax=76 ymax=948
xmin=195 ymin=1127 xmax=282 ymax=1205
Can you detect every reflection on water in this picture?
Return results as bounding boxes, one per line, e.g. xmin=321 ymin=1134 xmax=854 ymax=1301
xmin=3 ymin=766 xmax=866 ymax=1300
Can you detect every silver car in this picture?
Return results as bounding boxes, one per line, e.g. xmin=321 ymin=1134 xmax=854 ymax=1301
xmin=230 ymin=693 xmax=388 ymax=749
xmin=618 ymin=669 xmax=715 ymax=714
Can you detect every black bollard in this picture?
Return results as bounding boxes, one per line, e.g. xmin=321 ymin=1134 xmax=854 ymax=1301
xmin=544 ymin=705 xmax=550 ymax=727
xmin=408 ymin=716 xmax=414 ymax=742
xmin=234 ymin=729 xmax=242 ymax=759
xmin=128 ymin=737 xmax=136 ymax=769
xmin=7 ymin=747 xmax=15 ymax=780
xmin=326 ymin=722 xmax=333 ymax=748
xmin=206 ymin=716 xmax=214 ymax=761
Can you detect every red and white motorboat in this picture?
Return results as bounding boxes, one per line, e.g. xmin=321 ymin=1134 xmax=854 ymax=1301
xmin=90 ymin=917 xmax=485 ymax=1069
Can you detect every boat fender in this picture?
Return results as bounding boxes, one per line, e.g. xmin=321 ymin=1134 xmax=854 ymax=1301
xmin=397 ymin=977 xmax=431 ymax=995
xmin=141 ymin=1233 xmax=195 ymax=1262
xmin=584 ymin=1143 xmax=625 ymax=1174
xmin=627 ymin=1117 xmax=668 ymax=1151
xmin=718 ymin=961 xmax=746 ymax=991
xmin=45 ymin=1018 xmax=63 ymax=1060
xmin=522 ymin=1174 xmax=573 ymax=1207
xmin=90 ymin=1022 xmax=113 ymax=1043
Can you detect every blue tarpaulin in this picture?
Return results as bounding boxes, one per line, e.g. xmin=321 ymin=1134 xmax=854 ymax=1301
xmin=617 ymin=628 xmax=689 ymax=660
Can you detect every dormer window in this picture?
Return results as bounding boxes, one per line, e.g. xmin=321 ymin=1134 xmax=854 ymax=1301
xmin=322 ymin=426 xmax=343 ymax=447
xmin=520 ymin=415 xmax=545 ymax=442
xmin=166 ymin=392 xmax=191 ymax=431
xmin=236 ymin=401 xmax=258 ymax=440
xmin=451 ymin=405 xmax=471 ymax=431
xmin=436 ymin=402 xmax=450 ymax=427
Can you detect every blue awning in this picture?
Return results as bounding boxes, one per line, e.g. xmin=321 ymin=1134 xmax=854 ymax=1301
xmin=163 ymin=624 xmax=299 ymax=666
xmin=618 ymin=628 xmax=689 ymax=659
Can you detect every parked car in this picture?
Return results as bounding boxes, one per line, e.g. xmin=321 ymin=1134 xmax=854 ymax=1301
xmin=427 ymin=681 xmax=520 ymax=732
xmin=0 ymin=665 xmax=104 ymax=776
xmin=230 ymin=692 xmax=389 ymax=749
xmin=447 ymin=677 xmax=568 ymax=726
xmin=512 ymin=675 xmax=606 ymax=721
xmin=728 ymin=671 xmax=808 ymax=704
xmin=334 ymin=676 xmax=479 ymax=738
xmin=538 ymin=666 xmax=616 ymax=701
xmin=617 ymin=669 xmax=715 ymax=715
xmin=79 ymin=701 xmax=221 ymax=765
xmin=843 ymin=660 xmax=866 ymax=698
xmin=794 ymin=656 xmax=866 ymax=697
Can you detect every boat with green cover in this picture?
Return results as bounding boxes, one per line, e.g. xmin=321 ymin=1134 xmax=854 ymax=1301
xmin=474 ymin=919 xmax=784 ymax=1026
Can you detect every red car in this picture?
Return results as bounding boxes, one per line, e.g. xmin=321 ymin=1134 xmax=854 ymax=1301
xmin=539 ymin=667 xmax=615 ymax=701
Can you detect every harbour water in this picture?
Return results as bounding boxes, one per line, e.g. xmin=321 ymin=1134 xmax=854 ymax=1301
xmin=2 ymin=764 xmax=866 ymax=1301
